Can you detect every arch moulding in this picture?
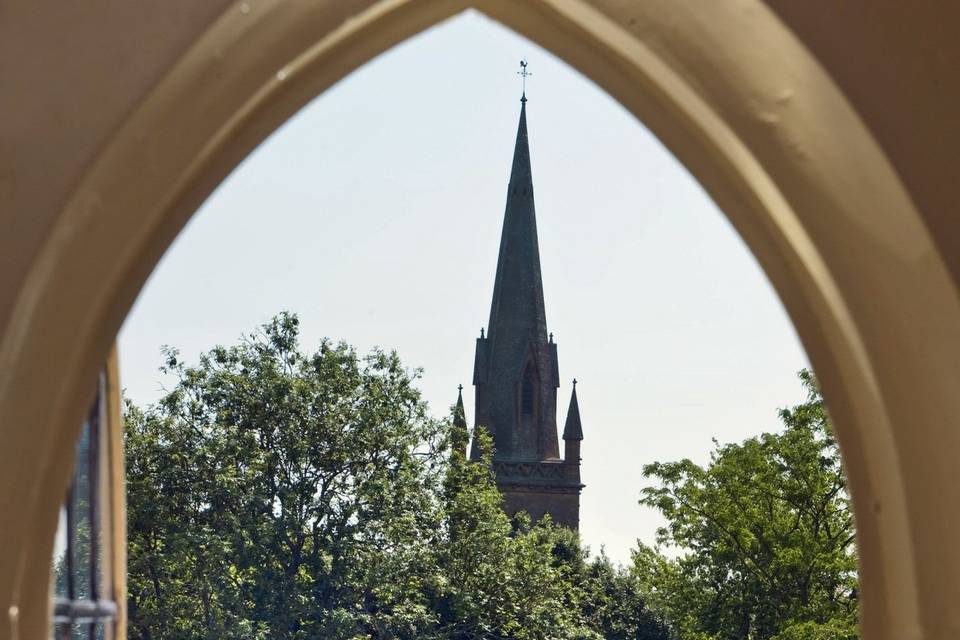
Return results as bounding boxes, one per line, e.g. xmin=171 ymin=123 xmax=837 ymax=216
xmin=2 ymin=1 xmax=959 ymax=639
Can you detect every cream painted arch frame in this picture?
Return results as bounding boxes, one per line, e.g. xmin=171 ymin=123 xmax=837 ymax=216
xmin=3 ymin=0 xmax=959 ymax=638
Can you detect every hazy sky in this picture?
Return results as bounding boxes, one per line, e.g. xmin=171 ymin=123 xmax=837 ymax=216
xmin=118 ymin=11 xmax=809 ymax=564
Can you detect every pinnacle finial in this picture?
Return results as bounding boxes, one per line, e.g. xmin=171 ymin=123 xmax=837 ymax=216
xmin=453 ymin=384 xmax=468 ymax=453
xmin=480 ymin=327 xmax=485 ymax=339
xmin=549 ymin=332 xmax=554 ymax=343
xmin=563 ymin=379 xmax=583 ymax=441
xmin=518 ymin=59 xmax=531 ymax=102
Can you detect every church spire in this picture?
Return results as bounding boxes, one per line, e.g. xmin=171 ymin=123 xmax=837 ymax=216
xmin=470 ymin=72 xmax=581 ymax=530
xmin=486 ymin=90 xmax=547 ymax=353
xmin=473 ymin=84 xmax=560 ymax=462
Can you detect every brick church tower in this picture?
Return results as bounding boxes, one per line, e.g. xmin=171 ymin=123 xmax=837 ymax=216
xmin=469 ymin=91 xmax=584 ymax=530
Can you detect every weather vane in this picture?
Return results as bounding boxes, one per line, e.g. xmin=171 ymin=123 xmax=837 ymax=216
xmin=518 ymin=59 xmax=532 ymax=99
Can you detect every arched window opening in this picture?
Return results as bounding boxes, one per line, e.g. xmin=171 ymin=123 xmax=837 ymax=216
xmin=33 ymin=8 xmax=853 ymax=637
xmin=521 ymin=366 xmax=537 ymax=418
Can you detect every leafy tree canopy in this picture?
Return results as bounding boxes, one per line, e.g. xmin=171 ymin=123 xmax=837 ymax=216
xmin=633 ymin=371 xmax=859 ymax=640
xmin=125 ymin=313 xmax=668 ymax=640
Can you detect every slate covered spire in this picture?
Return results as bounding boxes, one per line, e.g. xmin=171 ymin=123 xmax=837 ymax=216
xmin=473 ymin=95 xmax=560 ymax=462
xmin=486 ymin=97 xmax=547 ymax=348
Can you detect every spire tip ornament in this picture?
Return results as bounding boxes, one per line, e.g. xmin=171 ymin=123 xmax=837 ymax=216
xmin=518 ymin=59 xmax=532 ymax=102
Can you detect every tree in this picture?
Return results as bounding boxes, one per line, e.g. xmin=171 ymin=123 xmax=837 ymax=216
xmin=633 ymin=371 xmax=858 ymax=640
xmin=126 ymin=312 xmax=661 ymax=639
xmin=126 ymin=313 xmax=446 ymax=639
xmin=574 ymin=548 xmax=673 ymax=640
xmin=430 ymin=428 xmax=600 ymax=640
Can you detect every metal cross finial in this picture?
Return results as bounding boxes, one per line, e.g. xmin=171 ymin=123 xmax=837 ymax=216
xmin=458 ymin=384 xmax=463 ymax=393
xmin=573 ymin=378 xmax=578 ymax=387
xmin=518 ymin=59 xmax=532 ymax=100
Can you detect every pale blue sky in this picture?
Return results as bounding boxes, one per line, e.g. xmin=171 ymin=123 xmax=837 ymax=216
xmin=119 ymin=11 xmax=809 ymax=564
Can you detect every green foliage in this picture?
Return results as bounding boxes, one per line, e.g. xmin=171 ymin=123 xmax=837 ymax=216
xmin=433 ymin=430 xmax=589 ymax=639
xmin=575 ymin=549 xmax=672 ymax=640
xmin=125 ymin=317 xmax=852 ymax=640
xmin=125 ymin=312 xmax=667 ymax=639
xmin=633 ymin=370 xmax=859 ymax=640
xmin=126 ymin=313 xmax=444 ymax=639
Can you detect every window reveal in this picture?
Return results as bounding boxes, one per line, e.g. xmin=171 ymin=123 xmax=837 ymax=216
xmin=51 ymin=374 xmax=119 ymax=640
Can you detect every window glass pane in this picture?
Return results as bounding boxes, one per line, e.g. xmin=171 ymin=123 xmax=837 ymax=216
xmin=51 ymin=622 xmax=76 ymax=639
xmin=90 ymin=406 xmax=105 ymax=601
xmin=52 ymin=506 xmax=68 ymax=597
xmin=98 ymin=477 xmax=112 ymax=602
xmin=51 ymin=621 xmax=107 ymax=640
xmin=70 ymin=417 xmax=92 ymax=600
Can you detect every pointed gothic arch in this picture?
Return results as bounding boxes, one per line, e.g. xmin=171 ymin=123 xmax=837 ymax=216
xmin=2 ymin=2 xmax=960 ymax=639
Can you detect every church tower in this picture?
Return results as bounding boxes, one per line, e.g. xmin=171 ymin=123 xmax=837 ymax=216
xmin=470 ymin=88 xmax=584 ymax=530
